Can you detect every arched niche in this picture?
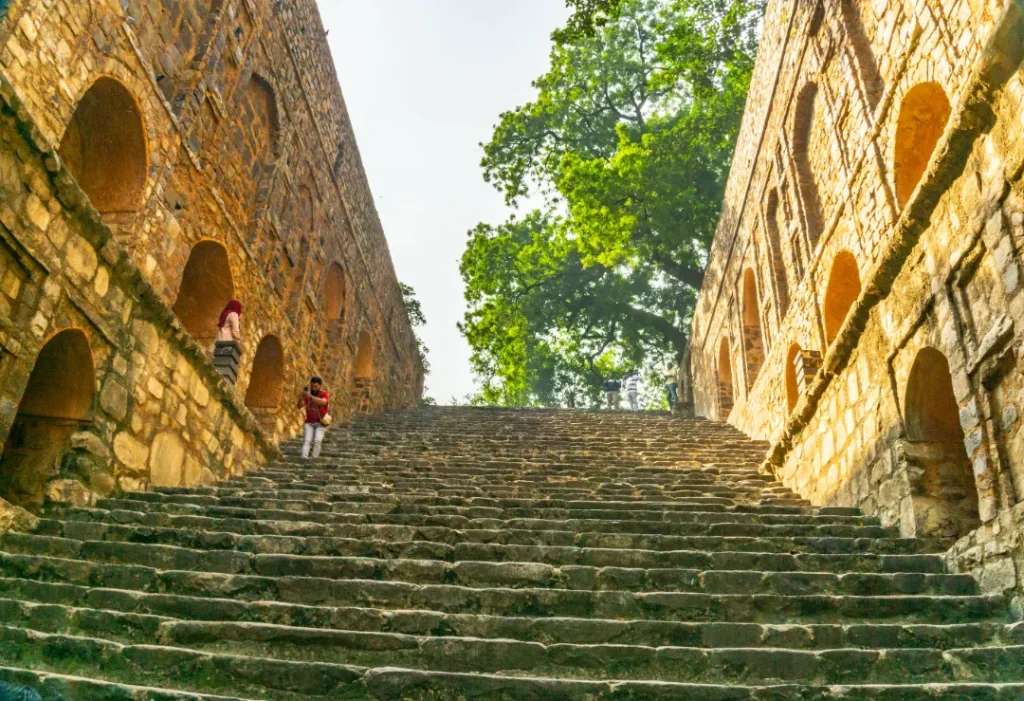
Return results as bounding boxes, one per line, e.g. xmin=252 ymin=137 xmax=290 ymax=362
xmin=894 ymin=82 xmax=951 ymax=208
xmin=172 ymin=240 xmax=234 ymax=347
xmin=823 ymin=250 xmax=861 ymax=345
xmin=741 ymin=269 xmax=765 ymax=388
xmin=904 ymin=347 xmax=979 ymax=538
xmin=785 ymin=344 xmax=801 ymax=413
xmin=354 ymin=331 xmax=375 ymax=380
xmin=717 ymin=337 xmax=733 ymax=420
xmin=764 ymin=190 xmax=790 ymax=314
xmin=59 ymin=77 xmax=148 ymax=214
xmin=792 ymin=83 xmax=825 ymax=244
xmin=245 ymin=335 xmax=284 ymax=413
xmin=323 ymin=263 xmax=346 ymax=322
xmin=840 ymin=0 xmax=883 ymax=109
xmin=240 ymin=74 xmax=280 ymax=160
xmin=0 ymin=330 xmax=95 ymax=508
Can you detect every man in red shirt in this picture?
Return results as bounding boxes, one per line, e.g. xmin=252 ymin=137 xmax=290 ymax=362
xmin=298 ymin=376 xmax=329 ymax=459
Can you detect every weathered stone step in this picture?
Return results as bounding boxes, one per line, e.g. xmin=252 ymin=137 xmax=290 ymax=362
xmin=2 ymin=588 xmax=1015 ymax=650
xmin=224 ymin=480 xmax=775 ymax=500
xmin=305 ymin=666 xmax=1024 ymax=701
xmin=220 ymin=482 xmax=795 ymax=508
xmin=133 ymin=491 xmax=878 ymax=525
xmin=0 ymin=533 xmax=976 ymax=595
xmin=45 ymin=506 xmax=952 ymax=553
xmin=84 ymin=499 xmax=895 ymax=538
xmin=5 ymin=621 xmax=1024 ymax=693
xmin=0 ymin=664 xmax=260 ymax=701
xmin=252 ymin=463 xmax=767 ymax=480
xmin=0 ymin=625 xmax=358 ymax=699
xmin=32 ymin=519 xmax=943 ymax=573
xmin=0 ymin=552 xmax=1002 ymax=623
xmin=154 ymin=621 xmax=1024 ymax=684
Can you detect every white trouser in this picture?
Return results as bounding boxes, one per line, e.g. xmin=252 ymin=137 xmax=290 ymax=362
xmin=302 ymin=422 xmax=325 ymax=458
xmin=627 ymin=390 xmax=639 ymax=410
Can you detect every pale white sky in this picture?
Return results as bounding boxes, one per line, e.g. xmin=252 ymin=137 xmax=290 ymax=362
xmin=318 ymin=1 xmax=570 ymax=401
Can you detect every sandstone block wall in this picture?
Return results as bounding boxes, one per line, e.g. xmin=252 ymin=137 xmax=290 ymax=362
xmin=0 ymin=0 xmax=422 ymax=509
xmin=692 ymin=0 xmax=1024 ymax=607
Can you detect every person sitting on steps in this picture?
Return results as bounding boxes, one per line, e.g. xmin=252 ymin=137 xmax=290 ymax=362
xmin=298 ymin=376 xmax=330 ymax=459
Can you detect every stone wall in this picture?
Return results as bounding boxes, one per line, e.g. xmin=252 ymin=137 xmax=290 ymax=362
xmin=691 ymin=0 xmax=1024 ymax=606
xmin=0 ymin=0 xmax=422 ymax=510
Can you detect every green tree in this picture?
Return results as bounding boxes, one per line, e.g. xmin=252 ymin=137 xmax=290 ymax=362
xmin=400 ymin=282 xmax=430 ymax=376
xmin=558 ymin=0 xmax=626 ymax=42
xmin=461 ymin=0 xmax=763 ymax=406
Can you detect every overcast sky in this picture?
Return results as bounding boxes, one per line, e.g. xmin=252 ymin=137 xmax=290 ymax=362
xmin=317 ymin=1 xmax=570 ymax=401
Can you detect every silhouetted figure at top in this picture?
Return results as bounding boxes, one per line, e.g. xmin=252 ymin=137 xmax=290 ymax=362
xmin=0 ymin=682 xmax=43 ymax=701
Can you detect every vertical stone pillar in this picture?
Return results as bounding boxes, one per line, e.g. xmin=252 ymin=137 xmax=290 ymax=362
xmin=213 ymin=341 xmax=241 ymax=385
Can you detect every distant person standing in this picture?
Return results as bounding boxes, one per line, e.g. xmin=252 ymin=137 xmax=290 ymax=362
xmin=625 ymin=371 xmax=640 ymax=410
xmin=298 ymin=376 xmax=330 ymax=459
xmin=603 ymin=378 xmax=621 ymax=409
xmin=663 ymin=362 xmax=679 ymax=410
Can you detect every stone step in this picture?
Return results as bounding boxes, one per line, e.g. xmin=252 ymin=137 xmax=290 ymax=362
xmin=0 ymin=552 xmax=1003 ymax=623
xmin=0 ymin=665 xmax=260 ymax=701
xmin=252 ymin=462 xmax=768 ymax=478
xmin=156 ymin=482 xmax=780 ymax=501
xmin=1 ymin=587 xmax=1015 ymax=650
xmin=3 ymin=622 xmax=1024 ymax=691
xmin=45 ymin=506 xmax=952 ymax=553
xmin=130 ymin=491 xmax=879 ymax=525
xmin=82 ymin=500 xmax=895 ymax=538
xmin=0 ymin=625 xmax=359 ymax=699
xmin=0 ymin=533 xmax=977 ymax=595
xmin=32 ymin=519 xmax=944 ymax=572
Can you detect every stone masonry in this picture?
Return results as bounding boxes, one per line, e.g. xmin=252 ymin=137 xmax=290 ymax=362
xmin=3 ymin=406 xmax=1024 ymax=698
xmin=0 ymin=0 xmax=422 ymax=513
xmin=691 ymin=2 xmax=1024 ymax=606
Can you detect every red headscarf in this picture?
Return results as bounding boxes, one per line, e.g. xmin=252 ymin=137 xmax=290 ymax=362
xmin=218 ymin=300 xmax=242 ymax=328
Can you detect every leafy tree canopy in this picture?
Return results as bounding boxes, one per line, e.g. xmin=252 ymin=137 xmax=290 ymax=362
xmin=558 ymin=0 xmax=626 ymax=42
xmin=461 ymin=0 xmax=763 ymax=407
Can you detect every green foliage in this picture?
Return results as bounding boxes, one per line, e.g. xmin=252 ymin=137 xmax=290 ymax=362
xmin=400 ymin=282 xmax=430 ymax=374
xmin=462 ymin=0 xmax=763 ymax=406
xmin=558 ymin=0 xmax=626 ymax=43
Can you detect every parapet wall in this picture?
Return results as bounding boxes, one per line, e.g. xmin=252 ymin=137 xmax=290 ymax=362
xmin=0 ymin=0 xmax=422 ymax=509
xmin=692 ymin=0 xmax=1024 ymax=605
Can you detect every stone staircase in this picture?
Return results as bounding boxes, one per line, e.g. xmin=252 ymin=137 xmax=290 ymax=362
xmin=0 ymin=406 xmax=1022 ymax=699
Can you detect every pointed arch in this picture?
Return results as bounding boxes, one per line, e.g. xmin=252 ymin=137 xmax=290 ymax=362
xmin=764 ymin=190 xmax=790 ymax=314
xmin=785 ymin=344 xmax=802 ymax=414
xmin=323 ymin=263 xmax=346 ymax=322
xmin=792 ymin=83 xmax=825 ymax=245
xmin=840 ymin=0 xmax=883 ymax=110
xmin=894 ymin=82 xmax=951 ymax=209
xmin=59 ymin=77 xmax=148 ymax=214
xmin=354 ymin=331 xmax=375 ymax=380
xmin=741 ymin=269 xmax=765 ymax=388
xmin=717 ymin=337 xmax=734 ymax=420
xmin=823 ymin=250 xmax=861 ymax=345
xmin=245 ymin=335 xmax=285 ymax=411
xmin=904 ymin=347 xmax=979 ymax=537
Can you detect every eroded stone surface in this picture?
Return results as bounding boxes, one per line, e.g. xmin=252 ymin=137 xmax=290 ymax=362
xmin=0 ymin=407 xmax=1020 ymax=698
